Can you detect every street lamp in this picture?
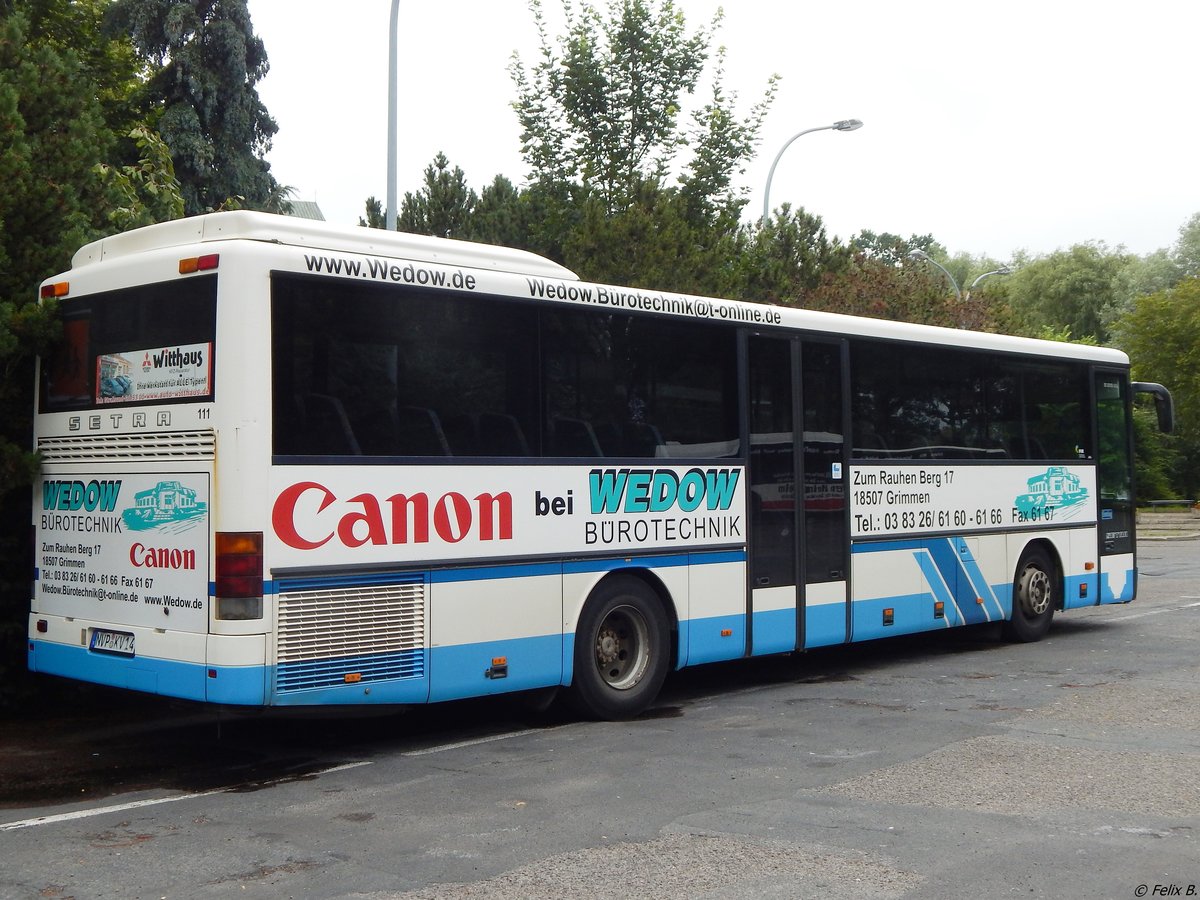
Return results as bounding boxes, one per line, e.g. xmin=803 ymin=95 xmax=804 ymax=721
xmin=908 ymin=249 xmax=962 ymax=301
xmin=910 ymin=251 xmax=1014 ymax=304
xmin=762 ymin=119 xmax=863 ymax=226
xmin=964 ymin=266 xmax=1013 ymax=302
xmin=386 ymin=0 xmax=401 ymax=231
xmin=907 ymin=250 xmax=1012 ymax=314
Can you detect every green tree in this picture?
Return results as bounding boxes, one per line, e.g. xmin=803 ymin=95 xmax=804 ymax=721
xmin=679 ymin=45 xmax=776 ymax=228
xmin=359 ymin=196 xmax=385 ymax=230
xmin=1130 ymin=407 xmax=1177 ymax=503
xmin=468 ymin=175 xmax=531 ymax=249
xmin=740 ymin=204 xmax=849 ymax=304
xmin=1004 ymin=242 xmax=1132 ymax=343
xmin=1113 ymin=277 xmax=1200 ymax=497
xmin=510 ymin=0 xmax=774 ymax=219
xmin=0 ymin=8 xmax=111 ymax=488
xmin=512 ymin=0 xmax=706 ymax=209
xmin=398 ymin=153 xmax=479 ymax=239
xmin=0 ymin=3 xmax=190 ymax=710
xmin=851 ymin=231 xmax=939 ymax=267
xmin=561 ymin=177 xmax=741 ymax=294
xmin=0 ymin=6 xmax=113 ymax=710
xmin=107 ymin=0 xmax=282 ymax=214
xmin=808 ymin=254 xmax=957 ymax=328
xmin=95 ymin=126 xmax=186 ymax=233
xmin=1175 ymin=212 xmax=1200 ymax=279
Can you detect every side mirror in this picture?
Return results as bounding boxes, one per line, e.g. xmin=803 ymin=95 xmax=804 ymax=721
xmin=1132 ymin=382 xmax=1175 ymax=434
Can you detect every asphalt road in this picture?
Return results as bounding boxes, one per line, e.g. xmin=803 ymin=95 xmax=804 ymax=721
xmin=2 ymin=539 xmax=1198 ymax=900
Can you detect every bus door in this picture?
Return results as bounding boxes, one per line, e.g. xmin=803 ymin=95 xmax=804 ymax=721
xmin=798 ymin=340 xmax=849 ymax=647
xmin=747 ymin=336 xmax=848 ymax=655
xmin=1094 ymin=369 xmax=1136 ymax=603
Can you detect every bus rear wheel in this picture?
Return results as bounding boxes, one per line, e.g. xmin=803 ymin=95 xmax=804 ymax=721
xmin=1004 ymin=548 xmax=1056 ymax=642
xmin=570 ymin=576 xmax=669 ymax=720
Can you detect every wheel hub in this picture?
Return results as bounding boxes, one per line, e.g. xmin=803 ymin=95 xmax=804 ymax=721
xmin=596 ymin=628 xmax=622 ymax=665
xmin=1023 ymin=567 xmax=1051 ymax=616
xmin=592 ymin=604 xmax=649 ymax=690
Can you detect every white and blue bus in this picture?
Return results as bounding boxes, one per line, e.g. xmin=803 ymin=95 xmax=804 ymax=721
xmin=28 ymin=212 xmax=1173 ymax=718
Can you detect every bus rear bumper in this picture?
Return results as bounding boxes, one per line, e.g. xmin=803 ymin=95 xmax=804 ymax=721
xmin=27 ymin=615 xmax=267 ymax=705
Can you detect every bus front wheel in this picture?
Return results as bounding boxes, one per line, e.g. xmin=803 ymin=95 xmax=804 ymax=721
xmin=1004 ymin=548 xmax=1056 ymax=642
xmin=570 ymin=576 xmax=670 ymax=720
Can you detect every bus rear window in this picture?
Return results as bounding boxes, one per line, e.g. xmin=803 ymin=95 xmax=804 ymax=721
xmin=39 ymin=275 xmax=217 ymax=412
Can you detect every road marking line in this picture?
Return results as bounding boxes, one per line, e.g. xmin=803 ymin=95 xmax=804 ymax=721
xmin=1109 ymin=600 xmax=1200 ymax=621
xmin=402 ymin=728 xmax=543 ymax=757
xmin=0 ymin=760 xmax=372 ymax=832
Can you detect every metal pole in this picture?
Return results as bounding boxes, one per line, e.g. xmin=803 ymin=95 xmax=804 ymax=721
xmin=962 ymin=266 xmax=1013 ymax=302
xmin=909 ymin=249 xmax=962 ymax=302
xmin=761 ymin=119 xmax=862 ymax=226
xmin=762 ymin=126 xmax=827 ymax=226
xmin=386 ymin=0 xmax=400 ymax=231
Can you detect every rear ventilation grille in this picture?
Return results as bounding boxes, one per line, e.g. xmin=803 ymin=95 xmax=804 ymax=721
xmin=38 ymin=431 xmax=216 ymax=462
xmin=275 ymin=575 xmax=426 ymax=693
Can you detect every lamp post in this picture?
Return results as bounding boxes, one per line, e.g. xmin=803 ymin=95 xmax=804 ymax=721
xmin=386 ymin=0 xmax=400 ymax=231
xmin=761 ymin=119 xmax=863 ymax=226
xmin=908 ymin=249 xmax=962 ymax=301
xmin=963 ymin=266 xmax=1013 ymax=302
xmin=909 ymin=251 xmax=1014 ymax=303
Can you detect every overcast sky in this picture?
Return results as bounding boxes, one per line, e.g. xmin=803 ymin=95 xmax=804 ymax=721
xmin=248 ymin=0 xmax=1198 ymax=261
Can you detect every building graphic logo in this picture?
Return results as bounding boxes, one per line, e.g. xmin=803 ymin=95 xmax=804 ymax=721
xmin=121 ymin=480 xmax=207 ymax=532
xmin=1013 ymin=467 xmax=1088 ymax=519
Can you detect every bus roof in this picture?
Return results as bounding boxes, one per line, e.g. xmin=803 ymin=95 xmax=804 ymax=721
xmin=71 ymin=210 xmax=580 ymax=281
xmin=68 ymin=211 xmax=1127 ymax=366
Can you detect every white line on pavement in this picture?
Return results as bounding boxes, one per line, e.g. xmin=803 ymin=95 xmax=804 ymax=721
xmin=1108 ymin=600 xmax=1200 ymax=621
xmin=0 ymin=760 xmax=372 ymax=832
xmin=402 ymin=728 xmax=545 ymax=757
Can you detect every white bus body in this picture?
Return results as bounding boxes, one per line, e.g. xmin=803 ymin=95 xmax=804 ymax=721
xmin=28 ymin=212 xmax=1150 ymax=718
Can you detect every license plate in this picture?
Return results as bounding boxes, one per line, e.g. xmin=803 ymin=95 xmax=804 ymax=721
xmin=90 ymin=629 xmax=135 ymax=657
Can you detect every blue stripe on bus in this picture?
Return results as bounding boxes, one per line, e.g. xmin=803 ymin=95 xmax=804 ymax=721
xmin=268 ymin=664 xmax=430 ymax=706
xmin=683 ymin=613 xmax=746 ymax=666
xmin=427 ymin=634 xmax=563 ymax=702
xmin=751 ymin=607 xmax=795 ymax=656
xmin=563 ymin=549 xmax=745 ymax=575
xmin=952 ymin=537 xmax=1005 ymax=620
xmin=913 ymin=550 xmax=961 ymax=624
xmin=924 ymin=539 xmax=989 ymax=624
xmin=27 ymin=639 xmax=268 ymax=705
xmin=854 ymin=537 xmax=1010 ymax=624
xmin=269 ymin=549 xmax=746 ymax=594
xmin=1099 ymin=568 xmax=1134 ymax=604
xmin=850 ymin=593 xmax=939 ymax=641
xmin=804 ymin=602 xmax=848 ymax=649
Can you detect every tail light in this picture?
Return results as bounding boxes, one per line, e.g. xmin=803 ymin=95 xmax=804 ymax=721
xmin=215 ymin=531 xmax=263 ymax=620
xmin=179 ymin=254 xmax=219 ymax=274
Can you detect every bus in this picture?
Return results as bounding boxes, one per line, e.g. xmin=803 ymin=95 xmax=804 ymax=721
xmin=28 ymin=212 xmax=1174 ymax=719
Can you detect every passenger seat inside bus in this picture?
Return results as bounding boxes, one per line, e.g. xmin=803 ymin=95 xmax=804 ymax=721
xmin=395 ymin=406 xmax=450 ymax=456
xmin=552 ymin=417 xmax=603 ymax=457
xmin=478 ymin=413 xmax=529 ymax=457
xmin=303 ymin=393 xmax=361 ymax=455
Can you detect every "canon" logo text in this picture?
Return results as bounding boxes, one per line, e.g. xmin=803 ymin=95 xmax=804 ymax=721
xmin=272 ymin=482 xmax=514 ymax=550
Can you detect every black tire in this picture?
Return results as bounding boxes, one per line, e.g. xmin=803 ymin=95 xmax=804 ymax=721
xmin=570 ymin=576 xmax=670 ymax=720
xmin=1004 ymin=548 xmax=1056 ymax=642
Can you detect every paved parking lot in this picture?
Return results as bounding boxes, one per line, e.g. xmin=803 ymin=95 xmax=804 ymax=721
xmin=2 ymin=539 xmax=1197 ymax=899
